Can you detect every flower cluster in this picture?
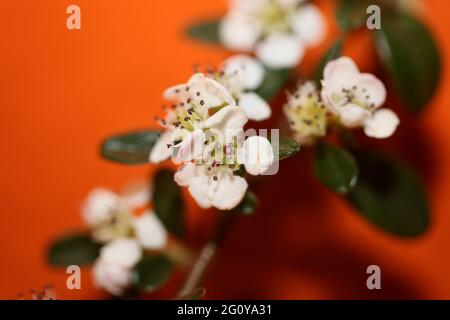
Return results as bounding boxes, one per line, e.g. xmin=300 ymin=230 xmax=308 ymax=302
xmin=284 ymin=57 xmax=400 ymax=144
xmin=82 ymin=186 xmax=167 ymax=296
xmin=150 ymin=62 xmax=275 ymax=210
xmin=220 ymin=0 xmax=326 ymax=68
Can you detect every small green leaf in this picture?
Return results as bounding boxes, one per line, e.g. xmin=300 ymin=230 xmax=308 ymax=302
xmin=374 ymin=12 xmax=441 ymax=113
xmin=178 ymin=287 xmax=206 ymax=300
xmin=101 ymin=130 xmax=160 ymax=165
xmin=274 ymin=136 xmax=300 ymax=161
xmin=48 ymin=234 xmax=100 ymax=266
xmin=314 ymin=143 xmax=358 ymax=194
xmin=347 ymin=151 xmax=430 ymax=237
xmin=132 ymin=254 xmax=174 ymax=292
xmin=235 ymin=190 xmax=258 ymax=215
xmin=255 ymin=67 xmax=290 ymax=101
xmin=313 ymin=37 xmax=343 ymax=82
xmin=336 ymin=0 xmax=371 ymax=31
xmin=186 ymin=20 xmax=221 ymax=44
xmin=153 ymin=169 xmax=185 ymax=239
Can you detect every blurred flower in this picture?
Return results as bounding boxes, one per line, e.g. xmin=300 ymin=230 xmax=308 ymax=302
xmin=220 ymin=0 xmax=326 ymax=68
xmin=151 ymin=73 xmax=274 ymax=210
xmin=92 ymin=238 xmax=141 ymax=296
xmin=82 ymin=186 xmax=167 ymax=250
xmin=321 ymin=57 xmax=399 ymax=138
xmin=284 ymin=81 xmax=327 ymax=145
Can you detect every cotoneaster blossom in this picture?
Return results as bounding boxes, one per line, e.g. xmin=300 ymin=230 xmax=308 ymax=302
xmin=220 ymin=0 xmax=326 ymax=68
xmin=150 ymin=73 xmax=274 ymax=210
xmin=321 ymin=57 xmax=400 ymax=139
xmin=82 ymin=186 xmax=167 ymax=250
xmin=92 ymin=238 xmax=141 ymax=296
xmin=284 ymin=81 xmax=327 ymax=145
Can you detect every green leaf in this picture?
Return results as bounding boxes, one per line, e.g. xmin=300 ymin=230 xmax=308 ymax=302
xmin=313 ymin=37 xmax=343 ymax=82
xmin=374 ymin=12 xmax=441 ymax=113
xmin=100 ymin=130 xmax=160 ymax=165
xmin=235 ymin=190 xmax=258 ymax=215
xmin=314 ymin=143 xmax=358 ymax=194
xmin=347 ymin=151 xmax=430 ymax=237
xmin=131 ymin=254 xmax=174 ymax=292
xmin=274 ymin=136 xmax=300 ymax=161
xmin=255 ymin=68 xmax=290 ymax=101
xmin=186 ymin=20 xmax=221 ymax=44
xmin=336 ymin=0 xmax=371 ymax=31
xmin=48 ymin=234 xmax=100 ymax=266
xmin=178 ymin=287 xmax=206 ymax=300
xmin=153 ymin=169 xmax=186 ymax=239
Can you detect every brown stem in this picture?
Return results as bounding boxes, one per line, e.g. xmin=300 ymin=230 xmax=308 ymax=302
xmin=176 ymin=212 xmax=235 ymax=298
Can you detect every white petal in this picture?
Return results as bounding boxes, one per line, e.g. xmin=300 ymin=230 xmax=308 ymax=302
xmin=175 ymin=129 xmax=204 ymax=163
xmin=188 ymin=73 xmax=236 ymax=108
xmin=174 ymin=163 xmax=198 ymax=187
xmin=222 ymin=55 xmax=265 ymax=90
xmin=203 ymin=105 xmax=248 ymax=132
xmin=322 ymin=57 xmax=360 ymax=94
xmin=93 ymin=260 xmax=131 ymax=296
xmin=256 ymin=33 xmax=305 ymax=69
xmin=243 ymin=136 xmax=274 ymax=175
xmin=122 ymin=185 xmax=151 ymax=209
xmin=219 ymin=15 xmax=261 ymax=51
xmin=364 ymin=108 xmax=400 ymax=139
xmin=99 ymin=238 xmax=142 ymax=268
xmin=339 ymin=104 xmax=371 ymax=128
xmin=82 ymin=189 xmax=121 ymax=227
xmin=149 ymin=131 xmax=173 ymax=163
xmin=163 ymin=83 xmax=189 ymax=102
xmin=133 ymin=212 xmax=168 ymax=250
xmin=239 ymin=92 xmax=271 ymax=121
xmin=211 ymin=171 xmax=248 ymax=210
xmin=354 ymin=74 xmax=387 ymax=109
xmin=186 ymin=167 xmax=214 ymax=209
xmin=291 ymin=4 xmax=326 ymax=46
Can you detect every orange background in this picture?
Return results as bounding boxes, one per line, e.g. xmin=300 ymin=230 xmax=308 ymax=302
xmin=1 ymin=0 xmax=450 ymax=299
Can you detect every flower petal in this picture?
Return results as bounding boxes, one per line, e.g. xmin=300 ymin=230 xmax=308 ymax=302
xmin=339 ymin=103 xmax=371 ymax=128
xmin=99 ymin=238 xmax=142 ymax=268
xmin=203 ymin=105 xmax=248 ymax=132
xmin=188 ymin=73 xmax=236 ymax=108
xmin=149 ymin=131 xmax=174 ymax=163
xmin=174 ymin=163 xmax=197 ymax=187
xmin=219 ymin=15 xmax=261 ymax=51
xmin=364 ymin=108 xmax=400 ymax=139
xmin=122 ymin=185 xmax=151 ymax=209
xmin=354 ymin=74 xmax=387 ymax=109
xmin=211 ymin=171 xmax=248 ymax=210
xmin=243 ymin=136 xmax=274 ymax=175
xmin=322 ymin=57 xmax=360 ymax=94
xmin=256 ymin=33 xmax=305 ymax=68
xmin=163 ymin=84 xmax=189 ymax=102
xmin=222 ymin=55 xmax=265 ymax=90
xmin=93 ymin=260 xmax=131 ymax=296
xmin=239 ymin=92 xmax=271 ymax=121
xmin=291 ymin=4 xmax=326 ymax=46
xmin=82 ymin=188 xmax=121 ymax=227
xmin=133 ymin=211 xmax=168 ymax=250
xmin=175 ymin=129 xmax=204 ymax=163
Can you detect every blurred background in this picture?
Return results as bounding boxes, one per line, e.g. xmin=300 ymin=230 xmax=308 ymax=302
xmin=1 ymin=0 xmax=450 ymax=299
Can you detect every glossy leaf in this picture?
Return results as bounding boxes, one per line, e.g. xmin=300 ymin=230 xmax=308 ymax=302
xmin=274 ymin=136 xmax=300 ymax=161
xmin=348 ymin=151 xmax=430 ymax=237
xmin=48 ymin=234 xmax=100 ymax=266
xmin=314 ymin=143 xmax=358 ymax=194
xmin=336 ymin=0 xmax=372 ymax=31
xmin=186 ymin=20 xmax=221 ymax=44
xmin=153 ymin=169 xmax=185 ymax=239
xmin=255 ymin=68 xmax=290 ymax=101
xmin=374 ymin=12 xmax=441 ymax=113
xmin=178 ymin=287 xmax=206 ymax=300
xmin=101 ymin=130 xmax=160 ymax=165
xmin=131 ymin=254 xmax=174 ymax=292
xmin=235 ymin=190 xmax=258 ymax=215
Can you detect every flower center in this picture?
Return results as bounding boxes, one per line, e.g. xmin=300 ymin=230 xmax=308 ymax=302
xmin=286 ymin=95 xmax=327 ymax=140
xmin=334 ymin=86 xmax=375 ymax=110
xmin=260 ymin=1 xmax=291 ymax=34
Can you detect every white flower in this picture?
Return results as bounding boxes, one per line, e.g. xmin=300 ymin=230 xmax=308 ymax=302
xmin=92 ymin=238 xmax=142 ymax=296
xmin=284 ymin=81 xmax=327 ymax=145
xmin=82 ymin=186 xmax=167 ymax=250
xmin=321 ymin=57 xmax=399 ymax=138
xmin=220 ymin=0 xmax=326 ymax=68
xmin=151 ymin=73 xmax=275 ymax=210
